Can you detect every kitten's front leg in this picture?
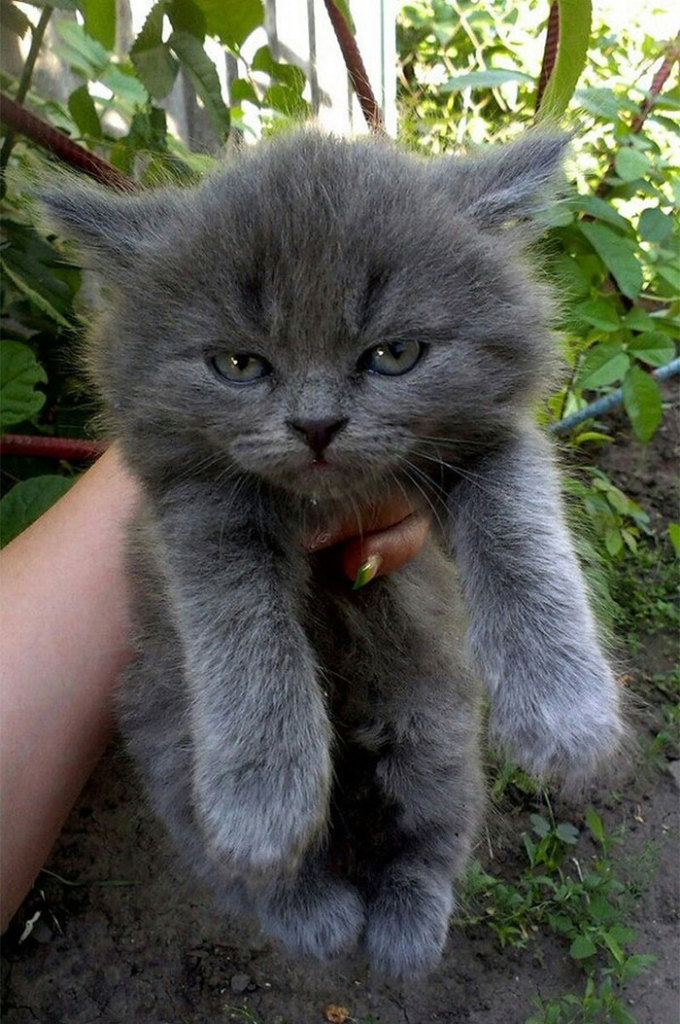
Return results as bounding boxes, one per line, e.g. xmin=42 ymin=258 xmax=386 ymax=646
xmin=448 ymin=424 xmax=623 ymax=786
xmin=158 ymin=482 xmax=332 ymax=876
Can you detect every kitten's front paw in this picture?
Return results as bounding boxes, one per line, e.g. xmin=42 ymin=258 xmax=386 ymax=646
xmin=196 ymin=751 xmax=331 ymax=874
xmin=365 ymin=868 xmax=453 ymax=979
xmin=490 ymin=659 xmax=625 ymax=787
xmin=257 ymin=873 xmax=366 ymax=960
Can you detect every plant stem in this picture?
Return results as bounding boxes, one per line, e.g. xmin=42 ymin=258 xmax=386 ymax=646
xmin=322 ymin=0 xmax=385 ymax=135
xmin=551 ymin=356 xmax=680 ymax=435
xmin=596 ymin=30 xmax=680 ymax=197
xmin=536 ymin=1 xmax=560 ymax=113
xmin=0 ymin=5 xmax=54 ymax=194
xmin=0 ymin=435 xmax=107 ymax=461
xmin=0 ymin=94 xmax=136 ymax=192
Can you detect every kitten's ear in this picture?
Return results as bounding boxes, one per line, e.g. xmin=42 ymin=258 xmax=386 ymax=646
xmin=39 ymin=182 xmax=170 ymax=275
xmin=436 ymin=132 xmax=570 ymax=227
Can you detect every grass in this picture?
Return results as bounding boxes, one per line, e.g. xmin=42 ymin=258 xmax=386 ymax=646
xmin=456 ymin=806 xmax=658 ymax=1024
xmin=610 ymin=537 xmax=680 ymax=650
xmin=457 ymin=521 xmax=679 ymax=1024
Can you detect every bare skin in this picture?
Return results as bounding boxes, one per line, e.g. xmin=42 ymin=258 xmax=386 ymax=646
xmin=0 ymin=447 xmax=428 ymax=929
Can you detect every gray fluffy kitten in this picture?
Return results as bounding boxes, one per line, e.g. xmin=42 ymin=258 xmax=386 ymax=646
xmin=43 ymin=130 xmax=623 ymax=978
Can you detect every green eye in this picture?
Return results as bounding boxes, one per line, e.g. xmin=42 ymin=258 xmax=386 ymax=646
xmin=210 ymin=352 xmax=272 ymax=384
xmin=360 ymin=340 xmax=425 ymax=376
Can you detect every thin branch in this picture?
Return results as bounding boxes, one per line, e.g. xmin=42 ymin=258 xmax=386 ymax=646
xmin=596 ymin=31 xmax=679 ymax=197
xmin=0 ymin=5 xmax=54 ymax=192
xmin=536 ymin=1 xmax=560 ymax=113
xmin=551 ymin=357 xmax=680 ymax=435
xmin=16 ymin=5 xmax=52 ymax=107
xmin=0 ymin=435 xmax=107 ymax=461
xmin=630 ymin=30 xmax=680 ymax=133
xmin=322 ymin=0 xmax=385 ymax=135
xmin=0 ymin=94 xmax=137 ymax=192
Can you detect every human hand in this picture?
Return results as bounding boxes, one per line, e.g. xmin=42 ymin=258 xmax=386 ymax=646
xmin=304 ymin=496 xmax=430 ymax=588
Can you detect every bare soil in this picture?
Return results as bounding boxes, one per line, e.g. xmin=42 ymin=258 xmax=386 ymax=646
xmin=2 ymin=402 xmax=678 ymax=1024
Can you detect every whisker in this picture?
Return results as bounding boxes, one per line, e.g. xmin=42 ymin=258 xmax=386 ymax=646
xmin=397 ymin=459 xmax=448 ymax=538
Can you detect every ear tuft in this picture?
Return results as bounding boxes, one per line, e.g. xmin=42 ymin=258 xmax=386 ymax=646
xmin=39 ymin=182 xmax=169 ymax=272
xmin=435 ymin=132 xmax=571 ymax=227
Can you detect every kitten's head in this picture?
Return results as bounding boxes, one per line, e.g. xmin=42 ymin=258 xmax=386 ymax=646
xmin=42 ymin=130 xmax=567 ymax=500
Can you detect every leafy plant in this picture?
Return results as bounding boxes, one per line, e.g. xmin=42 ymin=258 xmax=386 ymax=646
xmin=398 ymin=1 xmax=679 ymax=449
xmin=1 ymin=0 xmax=313 ymax=542
xmin=458 ymin=807 xmax=657 ymax=1024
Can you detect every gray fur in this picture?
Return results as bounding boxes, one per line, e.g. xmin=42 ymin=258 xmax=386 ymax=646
xmin=42 ymin=129 xmax=622 ymax=978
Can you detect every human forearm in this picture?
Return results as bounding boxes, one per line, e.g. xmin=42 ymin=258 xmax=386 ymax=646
xmin=0 ymin=447 xmax=138 ymax=927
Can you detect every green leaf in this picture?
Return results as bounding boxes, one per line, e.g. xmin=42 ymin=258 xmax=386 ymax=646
xmin=332 ymin=0 xmax=356 ymax=34
xmin=536 ymin=0 xmax=592 ymax=122
xmin=81 ymin=0 xmax=116 ymax=50
xmin=530 ymin=814 xmax=550 ymax=837
xmin=622 ymin=365 xmax=663 ymax=442
xmin=192 ymin=0 xmax=263 ymax=49
xmin=100 ymin=64 xmax=149 ymax=104
xmin=167 ymin=0 xmax=206 ymax=40
xmin=577 ymin=342 xmax=630 ymax=388
xmin=0 ymin=475 xmax=74 ymax=548
xmin=262 ymin=83 xmax=309 ymax=118
xmin=0 ymin=257 xmax=72 ymax=328
xmin=668 ymin=523 xmax=680 ymax=558
xmin=573 ymin=430 xmax=612 ymax=444
xmin=131 ymin=3 xmax=179 ymax=99
xmin=614 ymin=147 xmax=651 ymax=183
xmin=1 ymin=0 xmax=31 ymax=37
xmin=638 ymin=207 xmax=673 ymax=242
xmin=605 ymin=528 xmax=623 ymax=557
xmin=628 ymin=331 xmax=676 ymax=368
xmin=656 ymin=264 xmax=680 ymax=293
xmin=25 ymin=0 xmax=78 ymax=7
xmin=67 ymin=84 xmax=102 ymax=139
xmin=576 ymin=86 xmax=624 ymax=122
xmin=230 ymin=77 xmax=258 ymax=104
xmin=579 ymin=221 xmax=643 ymax=299
xmin=0 ymin=340 xmax=47 ymax=430
xmin=585 ymin=806 xmax=605 ymax=843
xmin=601 ymin=930 xmax=625 ymax=964
xmin=555 ymin=822 xmax=579 ymax=845
xmin=576 ymin=194 xmax=634 ymax=234
xmin=54 ymin=19 xmax=110 ymax=78
xmin=578 ymin=298 xmax=620 ymax=331
xmin=251 ymin=46 xmax=305 ymax=91
xmin=127 ymin=106 xmax=169 ymax=153
xmin=622 ymin=307 xmax=656 ymax=332
xmin=570 ymin=934 xmax=597 ymax=959
xmin=168 ymin=30 xmax=230 ymax=138
xmin=442 ymin=68 xmax=532 ymax=92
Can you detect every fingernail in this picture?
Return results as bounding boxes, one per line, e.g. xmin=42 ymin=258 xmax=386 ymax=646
xmin=305 ymin=530 xmax=331 ymax=551
xmin=352 ymin=554 xmax=382 ymax=590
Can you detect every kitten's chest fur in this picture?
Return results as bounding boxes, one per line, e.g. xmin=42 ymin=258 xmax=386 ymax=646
xmin=302 ymin=537 xmax=472 ymax=735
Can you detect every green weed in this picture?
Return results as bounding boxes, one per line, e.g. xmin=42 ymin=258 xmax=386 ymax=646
xmin=458 ymin=808 xmax=656 ymax=1024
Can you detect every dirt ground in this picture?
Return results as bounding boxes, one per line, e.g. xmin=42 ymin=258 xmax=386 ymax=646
xmin=2 ymin=403 xmax=678 ymax=1024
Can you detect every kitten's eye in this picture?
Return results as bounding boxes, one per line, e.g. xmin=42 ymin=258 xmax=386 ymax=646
xmin=210 ymin=352 xmax=272 ymax=384
xmin=359 ymin=340 xmax=424 ymax=376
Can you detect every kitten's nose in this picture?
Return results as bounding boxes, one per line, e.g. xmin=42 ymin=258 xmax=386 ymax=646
xmin=288 ymin=417 xmax=348 ymax=458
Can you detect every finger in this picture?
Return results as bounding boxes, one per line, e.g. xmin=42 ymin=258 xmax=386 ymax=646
xmin=304 ymin=492 xmax=415 ymax=553
xmin=340 ymin=511 xmax=430 ymax=586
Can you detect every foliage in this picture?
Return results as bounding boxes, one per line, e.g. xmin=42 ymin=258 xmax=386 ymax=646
xmin=610 ymin=534 xmax=680 ymax=643
xmin=2 ymin=0 xmax=677 ymax=563
xmin=458 ymin=808 xmax=657 ymax=1024
xmin=0 ymin=10 xmax=674 ymax=1022
xmin=1 ymin=0 xmax=310 ymax=540
xmin=398 ymin=0 xmax=679 ymax=450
